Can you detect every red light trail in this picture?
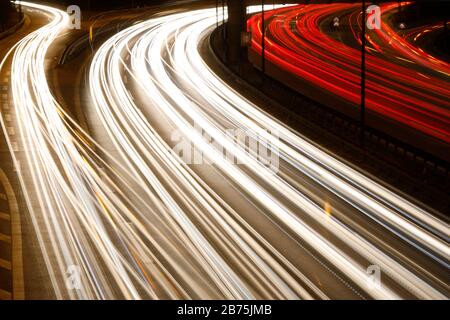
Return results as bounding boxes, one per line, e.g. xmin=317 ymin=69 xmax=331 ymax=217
xmin=248 ymin=3 xmax=450 ymax=143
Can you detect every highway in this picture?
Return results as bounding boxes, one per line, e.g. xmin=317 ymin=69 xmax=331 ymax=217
xmin=0 ymin=1 xmax=70 ymax=299
xmin=0 ymin=2 xmax=449 ymax=299
xmin=247 ymin=3 xmax=450 ymax=158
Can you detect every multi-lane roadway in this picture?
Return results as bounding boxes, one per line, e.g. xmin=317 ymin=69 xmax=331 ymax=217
xmin=0 ymin=2 xmax=448 ymax=299
xmin=248 ymin=3 xmax=450 ymax=159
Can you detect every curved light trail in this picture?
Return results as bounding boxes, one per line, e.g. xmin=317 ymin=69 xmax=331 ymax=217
xmin=248 ymin=3 xmax=450 ymax=143
xmin=402 ymin=21 xmax=450 ymax=63
xmin=2 ymin=2 xmax=449 ymax=299
xmin=89 ymin=6 xmax=449 ymax=300
xmin=5 ymin=2 xmax=160 ymax=300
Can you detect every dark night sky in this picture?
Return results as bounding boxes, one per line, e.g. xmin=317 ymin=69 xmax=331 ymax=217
xmin=1 ymin=1 xmax=448 ymax=25
xmin=47 ymin=1 xmax=450 ymax=17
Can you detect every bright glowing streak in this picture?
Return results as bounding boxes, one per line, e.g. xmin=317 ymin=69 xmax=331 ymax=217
xmin=4 ymin=2 xmax=448 ymax=300
xmin=88 ymin=6 xmax=448 ymax=299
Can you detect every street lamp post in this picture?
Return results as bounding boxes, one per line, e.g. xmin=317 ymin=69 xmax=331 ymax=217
xmin=222 ymin=0 xmax=225 ymax=41
xmin=360 ymin=0 xmax=367 ymax=147
xmin=17 ymin=0 xmax=23 ymax=23
xmin=216 ymin=0 xmax=219 ymax=29
xmin=261 ymin=0 xmax=265 ymax=77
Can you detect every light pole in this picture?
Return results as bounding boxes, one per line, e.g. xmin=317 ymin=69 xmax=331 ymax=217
xmin=222 ymin=0 xmax=225 ymax=41
xmin=17 ymin=0 xmax=22 ymax=22
xmin=261 ymin=0 xmax=265 ymax=77
xmin=360 ymin=0 xmax=367 ymax=147
xmin=360 ymin=0 xmax=367 ymax=148
xmin=397 ymin=1 xmax=404 ymax=28
xmin=216 ymin=0 xmax=219 ymax=29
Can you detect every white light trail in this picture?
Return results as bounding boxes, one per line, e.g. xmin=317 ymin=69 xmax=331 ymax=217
xmin=89 ymin=7 xmax=448 ymax=299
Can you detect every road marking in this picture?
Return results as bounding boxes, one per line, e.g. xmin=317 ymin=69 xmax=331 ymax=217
xmin=0 ymin=212 xmax=10 ymax=221
xmin=0 ymin=288 xmax=12 ymax=300
xmin=0 ymin=258 xmax=11 ymax=270
xmin=0 ymin=233 xmax=11 ymax=244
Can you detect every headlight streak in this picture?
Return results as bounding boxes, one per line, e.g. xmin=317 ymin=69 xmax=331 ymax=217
xmin=8 ymin=2 xmax=327 ymax=300
xmin=3 ymin=2 xmax=448 ymax=300
xmin=6 ymin=2 xmax=243 ymax=299
xmin=88 ymin=6 xmax=448 ymax=300
xmin=90 ymin=9 xmax=322 ymax=300
xmin=7 ymin=2 xmax=159 ymax=299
